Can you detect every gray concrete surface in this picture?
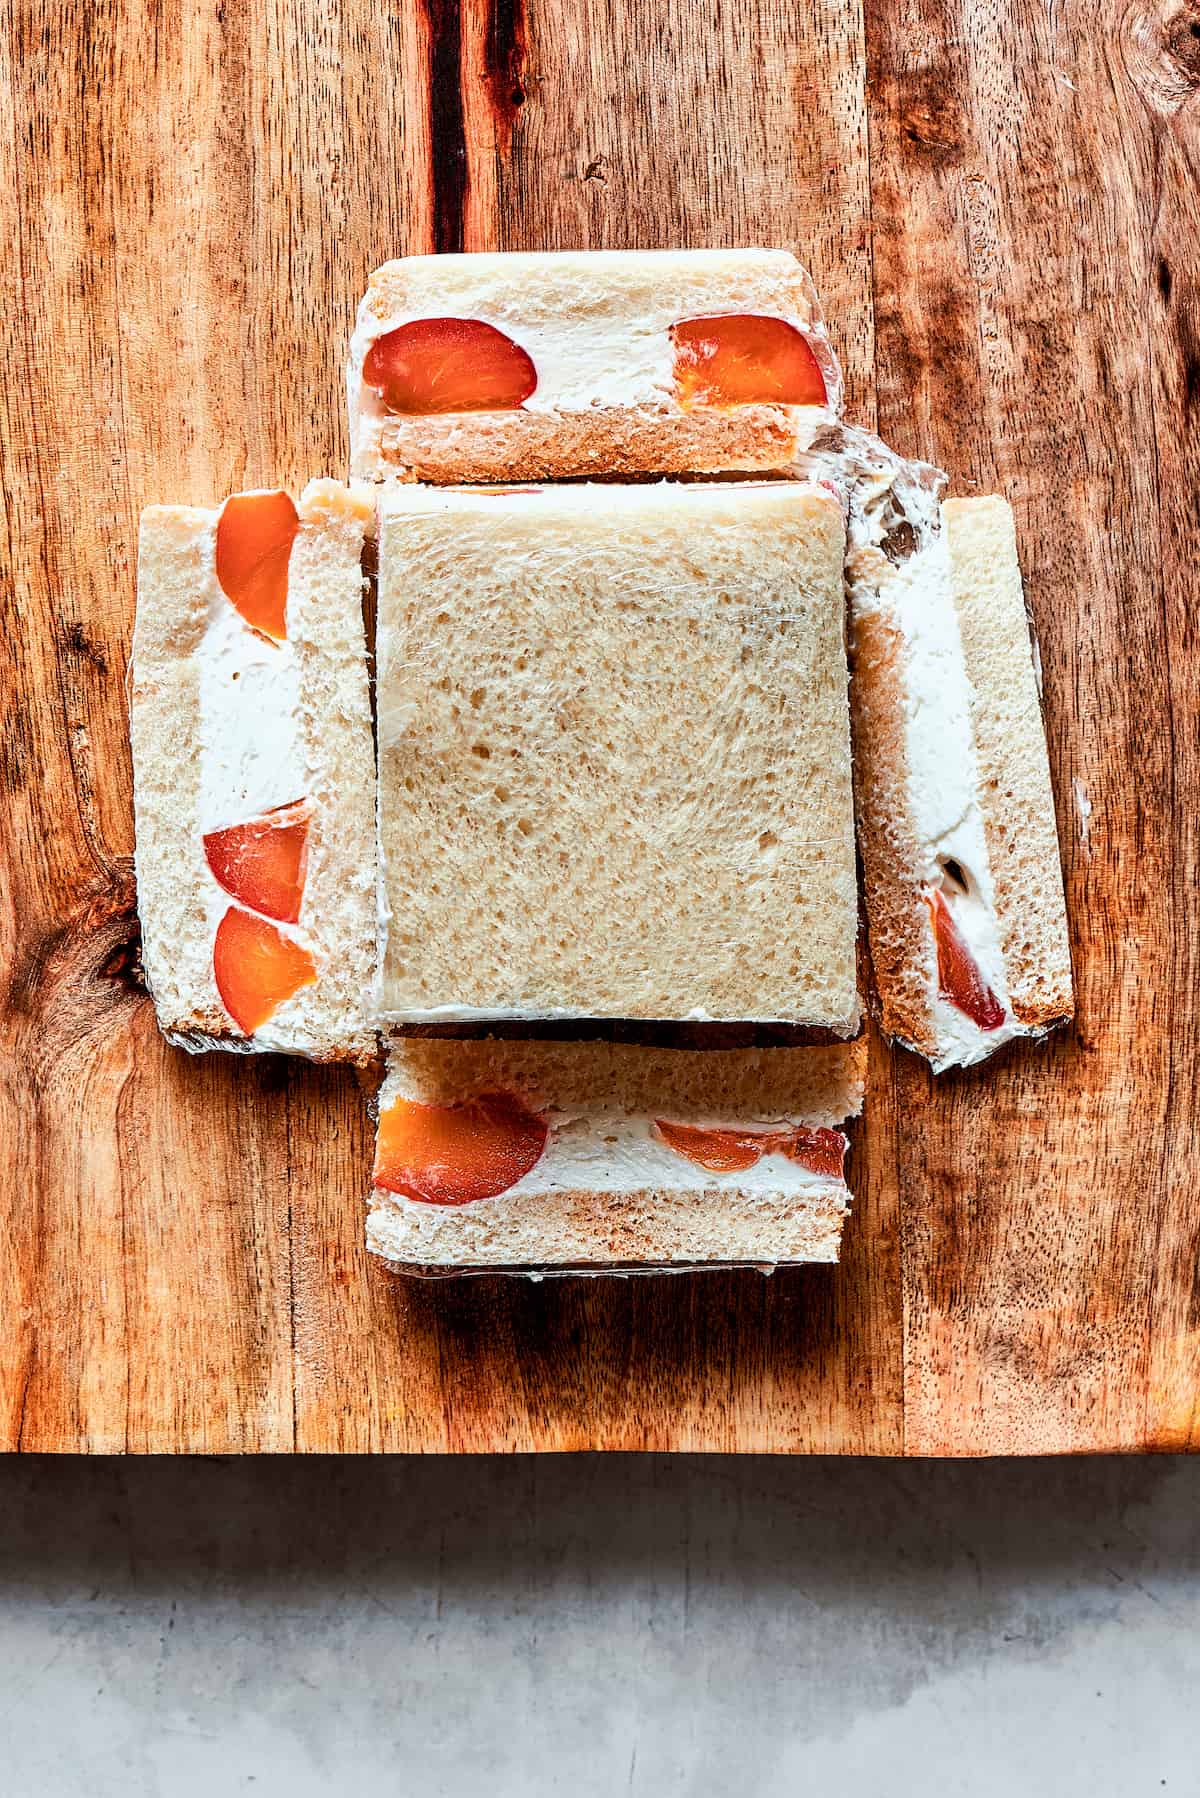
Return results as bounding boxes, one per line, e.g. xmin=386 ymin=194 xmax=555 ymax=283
xmin=1 ymin=1454 xmax=1197 ymax=1794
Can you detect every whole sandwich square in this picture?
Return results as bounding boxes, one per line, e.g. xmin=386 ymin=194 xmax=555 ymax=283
xmin=375 ymin=480 xmax=859 ymax=1028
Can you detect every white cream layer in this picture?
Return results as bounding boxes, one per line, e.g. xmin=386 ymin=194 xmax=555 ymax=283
xmin=377 ymin=1109 xmax=845 ymax=1205
xmin=348 ymin=305 xmax=831 ymax=452
xmin=885 ymin=533 xmax=1024 ymax=1069
xmin=197 ymin=599 xmax=304 ymax=836
xmin=846 ymin=461 xmax=1024 ymax=1071
xmin=196 ymin=535 xmax=312 ymax=1051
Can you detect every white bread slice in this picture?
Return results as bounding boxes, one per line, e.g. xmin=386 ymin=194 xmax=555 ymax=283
xmin=943 ymin=497 xmax=1074 ymax=1032
xmin=826 ymin=430 xmax=1073 ymax=1069
xmin=131 ymin=480 xmax=378 ymax=1062
xmin=348 ymin=249 xmax=843 ymax=482
xmin=367 ymin=1034 xmax=868 ymax=1270
xmin=374 ymin=480 xmax=859 ymax=1030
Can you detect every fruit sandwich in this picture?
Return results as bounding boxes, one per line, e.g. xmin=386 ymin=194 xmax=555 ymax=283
xmin=368 ymin=1034 xmax=868 ymax=1272
xmin=131 ymin=481 xmax=377 ymax=1062
xmin=348 ymin=248 xmax=842 ymax=483
xmin=127 ymin=248 xmax=1078 ymax=1285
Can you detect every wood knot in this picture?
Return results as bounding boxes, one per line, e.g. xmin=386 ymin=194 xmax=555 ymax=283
xmin=7 ymin=859 xmax=144 ymax=1035
xmin=1122 ymin=2 xmax=1200 ymax=115
xmin=484 ymin=0 xmax=529 ymax=148
xmin=60 ymin=619 xmax=110 ymax=674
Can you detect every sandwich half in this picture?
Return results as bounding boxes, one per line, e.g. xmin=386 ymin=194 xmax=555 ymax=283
xmin=374 ymin=478 xmax=860 ymax=1031
xmin=131 ymin=480 xmax=378 ymax=1061
xmin=348 ymin=249 xmax=842 ymax=482
xmin=368 ymin=1034 xmax=868 ymax=1271
xmin=829 ymin=432 xmax=1073 ymax=1070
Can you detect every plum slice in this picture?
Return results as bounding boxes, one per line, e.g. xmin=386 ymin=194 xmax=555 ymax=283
xmin=363 ymin=318 xmax=537 ymax=415
xmin=203 ymin=801 xmax=311 ymax=924
xmin=670 ymin=314 xmax=827 ymax=408
xmin=373 ymin=1089 xmax=549 ymax=1205
xmin=215 ymin=490 xmax=299 ymax=642
xmin=928 ymin=888 xmax=1007 ymax=1031
xmin=213 ymin=905 xmax=316 ymax=1034
xmin=654 ymin=1119 xmax=847 ymax=1180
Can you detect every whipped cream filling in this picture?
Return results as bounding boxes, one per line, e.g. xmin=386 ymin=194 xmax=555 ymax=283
xmin=197 ymin=600 xmax=304 ymax=836
xmin=379 ymin=1110 xmax=846 ymax=1205
xmin=884 ymin=536 xmax=1024 ymax=1070
xmin=348 ymin=305 xmax=833 ymax=441
xmin=196 ymin=543 xmax=312 ymax=1048
xmin=845 ymin=450 xmax=1024 ymax=1070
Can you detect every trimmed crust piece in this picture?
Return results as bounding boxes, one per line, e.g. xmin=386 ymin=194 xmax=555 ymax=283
xmin=830 ymin=427 xmax=1073 ymax=1070
xmin=943 ymin=497 xmax=1073 ymax=1031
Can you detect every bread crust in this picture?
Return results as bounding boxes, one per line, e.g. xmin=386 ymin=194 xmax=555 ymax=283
xmin=381 ymin=1033 xmax=868 ymax=1120
xmin=131 ymin=507 xmax=234 ymax=1044
xmin=367 ymin=1182 xmax=849 ymax=1270
xmin=355 ymin=404 xmax=812 ymax=484
xmin=848 ymin=605 xmax=937 ymax=1056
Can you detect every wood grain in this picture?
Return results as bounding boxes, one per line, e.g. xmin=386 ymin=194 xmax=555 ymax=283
xmin=0 ymin=0 xmax=1193 ymax=1453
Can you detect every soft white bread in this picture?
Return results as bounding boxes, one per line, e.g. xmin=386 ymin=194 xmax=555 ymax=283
xmin=367 ymin=1034 xmax=868 ymax=1270
xmin=829 ymin=430 xmax=1073 ymax=1069
xmin=348 ymin=249 xmax=842 ymax=482
xmin=131 ymin=480 xmax=378 ymax=1062
xmin=374 ymin=480 xmax=860 ymax=1030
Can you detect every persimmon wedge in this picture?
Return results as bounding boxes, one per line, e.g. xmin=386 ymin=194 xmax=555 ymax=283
xmin=374 ymin=1089 xmax=549 ymax=1205
xmin=213 ymin=906 xmax=316 ymax=1035
xmin=215 ymin=490 xmax=299 ymax=641
xmin=363 ymin=318 xmax=537 ymax=415
xmin=654 ymin=1119 xmax=847 ymax=1180
xmin=203 ymin=800 xmax=311 ymax=924
xmin=670 ymin=314 xmax=827 ymax=409
xmin=928 ymin=888 xmax=1007 ymax=1031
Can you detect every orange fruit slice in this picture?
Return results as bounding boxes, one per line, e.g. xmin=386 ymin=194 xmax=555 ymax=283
xmin=213 ymin=906 xmax=316 ymax=1035
xmin=362 ymin=318 xmax=537 ymax=415
xmin=670 ymin=314 xmax=827 ymax=408
xmin=203 ymin=801 xmax=311 ymax=924
xmin=373 ymin=1089 xmax=549 ymax=1205
xmin=215 ymin=490 xmax=299 ymax=641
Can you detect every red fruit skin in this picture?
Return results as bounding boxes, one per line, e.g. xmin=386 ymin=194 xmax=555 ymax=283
xmin=203 ymin=800 xmax=311 ymax=924
xmin=215 ymin=490 xmax=299 ymax=641
xmin=778 ymin=1126 xmax=848 ymax=1180
xmin=670 ymin=314 xmax=828 ymax=409
xmin=373 ymin=1090 xmax=549 ymax=1205
xmin=654 ymin=1120 xmax=848 ymax=1180
xmin=928 ymin=888 xmax=1007 ymax=1031
xmin=212 ymin=906 xmax=317 ymax=1035
xmin=363 ymin=318 xmax=537 ymax=415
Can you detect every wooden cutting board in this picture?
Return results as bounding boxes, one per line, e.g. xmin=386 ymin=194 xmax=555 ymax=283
xmin=2 ymin=0 xmax=1197 ymax=1454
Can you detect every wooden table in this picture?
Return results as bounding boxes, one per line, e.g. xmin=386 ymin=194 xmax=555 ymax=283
xmin=3 ymin=0 xmax=1197 ymax=1454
